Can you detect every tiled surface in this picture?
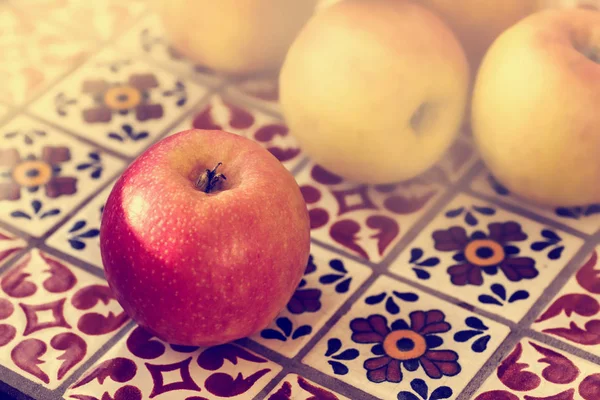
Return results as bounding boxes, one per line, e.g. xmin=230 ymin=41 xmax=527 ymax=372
xmin=1 ymin=2 xmax=600 ymax=400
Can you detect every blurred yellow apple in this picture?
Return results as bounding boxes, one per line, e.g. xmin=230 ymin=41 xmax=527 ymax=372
xmin=472 ymin=8 xmax=600 ymax=206
xmin=155 ymin=0 xmax=319 ymax=76
xmin=280 ymin=0 xmax=470 ymax=184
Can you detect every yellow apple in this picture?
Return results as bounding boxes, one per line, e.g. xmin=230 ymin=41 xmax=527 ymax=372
xmin=154 ymin=0 xmax=319 ymax=76
xmin=472 ymin=8 xmax=600 ymax=206
xmin=280 ymin=0 xmax=470 ymax=184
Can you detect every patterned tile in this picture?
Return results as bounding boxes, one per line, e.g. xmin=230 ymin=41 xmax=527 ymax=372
xmin=0 ymin=3 xmax=89 ymax=105
xmin=471 ymin=168 xmax=600 ymax=235
xmin=46 ymin=180 xmax=115 ymax=269
xmin=64 ymin=325 xmax=281 ymax=400
xmin=389 ymin=193 xmax=583 ymax=322
xmin=30 ymin=48 xmax=209 ymax=157
xmin=116 ymin=13 xmax=225 ymax=87
xmin=0 ymin=228 xmax=27 ymax=267
xmin=252 ymin=245 xmax=371 ymax=357
xmin=168 ymin=94 xmax=305 ymax=172
xmin=266 ymin=374 xmax=349 ymax=399
xmin=303 ymin=275 xmax=510 ymax=400
xmin=0 ymin=115 xmax=125 ymax=236
xmin=474 ymin=338 xmax=600 ymax=400
xmin=533 ymin=248 xmax=600 ymax=357
xmin=0 ymin=249 xmax=129 ymax=389
xmin=295 ymin=163 xmax=444 ymax=263
xmin=225 ymin=76 xmax=281 ymax=114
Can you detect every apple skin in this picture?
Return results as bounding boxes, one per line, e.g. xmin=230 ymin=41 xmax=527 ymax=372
xmin=100 ymin=129 xmax=311 ymax=346
xmin=472 ymin=8 xmax=600 ymax=206
xmin=280 ymin=0 xmax=470 ymax=184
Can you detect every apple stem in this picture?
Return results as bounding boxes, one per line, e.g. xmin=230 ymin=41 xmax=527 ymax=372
xmin=195 ymin=162 xmax=227 ymax=193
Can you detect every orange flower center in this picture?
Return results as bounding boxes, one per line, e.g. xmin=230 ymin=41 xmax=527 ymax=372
xmin=464 ymin=239 xmax=505 ymax=267
xmin=383 ymin=330 xmax=427 ymax=360
xmin=12 ymin=160 xmax=52 ymax=187
xmin=104 ymin=85 xmax=141 ymax=111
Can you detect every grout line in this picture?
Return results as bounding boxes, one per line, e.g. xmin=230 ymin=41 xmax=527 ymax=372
xmin=253 ymin=367 xmax=290 ymax=400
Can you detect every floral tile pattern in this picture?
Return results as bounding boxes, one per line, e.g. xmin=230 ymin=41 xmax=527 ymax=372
xmin=225 ymin=76 xmax=281 ymax=114
xmin=266 ymin=374 xmax=349 ymax=400
xmin=64 ymin=325 xmax=282 ymax=400
xmin=169 ymin=94 xmax=306 ymax=172
xmin=0 ymin=115 xmax=125 ymax=236
xmin=295 ymin=162 xmax=444 ymax=263
xmin=0 ymin=4 xmax=90 ymax=105
xmin=303 ymin=275 xmax=510 ymax=400
xmin=116 ymin=14 xmax=225 ymax=86
xmin=252 ymin=245 xmax=371 ymax=357
xmin=29 ymin=48 xmax=209 ymax=157
xmin=389 ymin=193 xmax=583 ymax=322
xmin=0 ymin=228 xmax=26 ymax=268
xmin=474 ymin=338 xmax=600 ymax=400
xmin=533 ymin=248 xmax=600 ymax=357
xmin=0 ymin=249 xmax=129 ymax=389
xmin=471 ymin=168 xmax=600 ymax=235
xmin=46 ymin=181 xmax=115 ymax=270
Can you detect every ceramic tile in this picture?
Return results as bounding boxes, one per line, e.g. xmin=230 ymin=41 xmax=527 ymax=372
xmin=426 ymin=136 xmax=477 ymax=184
xmin=225 ymin=76 xmax=281 ymax=115
xmin=0 ymin=249 xmax=129 ymax=389
xmin=168 ymin=94 xmax=306 ymax=172
xmin=303 ymin=275 xmax=510 ymax=400
xmin=0 ymin=115 xmax=125 ymax=236
xmin=0 ymin=3 xmax=90 ymax=105
xmin=266 ymin=374 xmax=349 ymax=400
xmin=64 ymin=325 xmax=282 ymax=400
xmin=46 ymin=181 xmax=115 ymax=270
xmin=533 ymin=248 xmax=600 ymax=357
xmin=389 ymin=193 xmax=583 ymax=322
xmin=29 ymin=48 xmax=209 ymax=157
xmin=0 ymin=228 xmax=27 ymax=267
xmin=471 ymin=168 xmax=600 ymax=235
xmin=295 ymin=162 xmax=445 ymax=263
xmin=252 ymin=245 xmax=371 ymax=357
xmin=474 ymin=338 xmax=600 ymax=400
xmin=116 ymin=13 xmax=225 ymax=87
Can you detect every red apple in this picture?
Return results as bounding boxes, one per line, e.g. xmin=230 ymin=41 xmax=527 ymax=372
xmin=99 ymin=129 xmax=311 ymax=346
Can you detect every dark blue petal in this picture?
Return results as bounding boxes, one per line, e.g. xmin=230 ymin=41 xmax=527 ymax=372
xmin=393 ymin=292 xmax=419 ymax=302
xmin=445 ymin=207 xmax=464 ymax=218
xmin=41 ymin=209 xmax=60 ymax=219
xmin=418 ymin=257 xmax=440 ymax=267
xmin=292 ymin=325 xmax=312 ymax=340
xmin=466 ymin=316 xmax=488 ymax=331
xmin=452 ymin=252 xmax=466 ymax=262
xmin=508 ymin=290 xmax=529 ymax=303
xmin=473 ymin=206 xmax=496 ymax=216
xmin=69 ymin=220 xmax=86 ymax=233
xmin=371 ymin=344 xmax=385 ymax=355
xmin=472 ymin=231 xmax=486 ymax=239
xmin=261 ymin=329 xmax=287 ymax=341
xmin=397 ymin=392 xmax=420 ymax=400
xmin=79 ymin=228 xmax=100 ymax=238
xmin=472 ymin=335 xmax=491 ymax=353
xmin=335 ymin=277 xmax=352 ymax=294
xmin=122 ymin=124 xmax=133 ymax=134
xmin=404 ymin=359 xmax=419 ymax=371
xmin=89 ymin=152 xmax=100 ymax=160
xmin=542 ymin=229 xmax=561 ymax=242
xmin=91 ymin=168 xmax=102 ymax=179
xmin=414 ymin=268 xmax=430 ymax=280
xmin=134 ymin=132 xmax=149 ymax=141
xmin=386 ymin=297 xmax=400 ymax=314
xmin=453 ymin=330 xmax=482 ymax=342
xmin=10 ymin=211 xmax=31 ymax=220
xmin=531 ymin=241 xmax=552 ymax=251
xmin=108 ymin=133 xmax=124 ymax=141
xmin=176 ymin=97 xmax=187 ymax=107
xmin=465 ymin=211 xmax=478 ymax=226
xmin=556 ymin=207 xmax=579 ymax=219
xmin=431 ymin=386 xmax=453 ymax=400
xmin=489 ymin=175 xmax=509 ymax=195
xmin=298 ymin=279 xmax=306 ymax=288
xmin=68 ymin=239 xmax=85 ymax=250
xmin=425 ymin=335 xmax=443 ymax=349
xmin=584 ymin=204 xmax=600 ymax=216
xmin=504 ymin=245 xmax=520 ymax=255
xmin=391 ymin=319 xmax=410 ymax=330
xmin=325 ymin=338 xmax=342 ymax=356
xmin=481 ymin=266 xmax=498 ymax=275
xmin=276 ymin=317 xmax=293 ymax=337
xmin=328 ymin=360 xmax=349 ymax=375
xmin=329 ymin=259 xmax=347 ymax=272
xmin=332 ymin=348 xmax=359 ymax=361
xmin=491 ymin=284 xmax=506 ymax=300
xmin=319 ymin=274 xmax=343 ymax=284
xmin=31 ymin=200 xmax=42 ymax=214
xmin=366 ymin=292 xmax=386 ymax=305
xmin=411 ymin=378 xmax=428 ymax=399
xmin=76 ymin=163 xmax=92 ymax=170
xmin=410 ymin=248 xmax=424 ymax=263
xmin=478 ymin=295 xmax=503 ymax=306
xmin=548 ymin=246 xmax=564 ymax=260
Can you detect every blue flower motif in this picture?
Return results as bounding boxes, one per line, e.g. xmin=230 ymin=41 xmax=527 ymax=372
xmin=319 ymin=259 xmax=353 ymax=293
xmin=453 ymin=317 xmax=491 ymax=353
xmin=260 ymin=317 xmax=311 ymax=342
xmin=11 ymin=200 xmax=60 ymax=220
xmin=445 ymin=205 xmax=496 ymax=226
xmin=67 ymin=220 xmax=100 ymax=250
xmin=531 ymin=229 xmax=564 ymax=260
xmin=76 ymin=151 xmax=104 ymax=179
xmin=478 ymin=283 xmax=529 ymax=307
xmin=365 ymin=290 xmax=419 ymax=315
xmin=324 ymin=338 xmax=359 ymax=375
xmin=408 ymin=248 xmax=440 ymax=280
xmin=555 ymin=205 xmax=600 ymax=220
xmin=397 ymin=378 xmax=452 ymax=400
